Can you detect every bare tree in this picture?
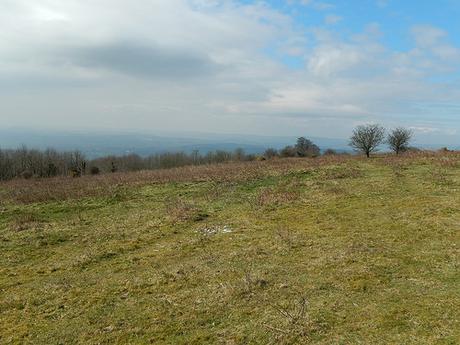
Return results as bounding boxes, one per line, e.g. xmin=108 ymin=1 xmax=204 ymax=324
xmin=349 ymin=124 xmax=385 ymax=158
xmin=233 ymin=148 xmax=246 ymax=161
xmin=387 ymin=127 xmax=413 ymax=154
xmin=264 ymin=148 xmax=278 ymax=159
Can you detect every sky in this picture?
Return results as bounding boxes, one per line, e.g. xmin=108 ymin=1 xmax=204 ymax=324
xmin=0 ymin=0 xmax=459 ymax=142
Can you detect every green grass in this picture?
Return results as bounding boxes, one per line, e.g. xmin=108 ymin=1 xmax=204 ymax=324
xmin=1 ymin=155 xmax=459 ymax=344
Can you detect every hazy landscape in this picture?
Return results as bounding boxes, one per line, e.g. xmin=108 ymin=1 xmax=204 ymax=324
xmin=0 ymin=128 xmax=350 ymax=158
xmin=1 ymin=0 xmax=460 ymax=344
xmin=1 ymin=128 xmax=459 ymax=159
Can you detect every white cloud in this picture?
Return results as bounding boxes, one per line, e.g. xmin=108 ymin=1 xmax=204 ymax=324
xmin=324 ymin=14 xmax=342 ymax=25
xmin=411 ymin=25 xmax=447 ymax=48
xmin=376 ymin=0 xmax=389 ymax=8
xmin=0 ymin=0 xmax=459 ymax=140
xmin=409 ymin=126 xmax=440 ymax=134
xmin=290 ymin=0 xmax=335 ymax=10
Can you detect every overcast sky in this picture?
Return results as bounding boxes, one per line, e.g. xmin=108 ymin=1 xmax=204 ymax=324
xmin=1 ymin=0 xmax=459 ymax=141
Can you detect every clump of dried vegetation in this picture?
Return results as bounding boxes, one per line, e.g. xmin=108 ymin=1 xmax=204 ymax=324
xmin=255 ymin=188 xmax=300 ymax=208
xmin=9 ymin=212 xmax=45 ymax=232
xmin=165 ymin=198 xmax=208 ymax=224
xmin=264 ymin=297 xmax=319 ymax=344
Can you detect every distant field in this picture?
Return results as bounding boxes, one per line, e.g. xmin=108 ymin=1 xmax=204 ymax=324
xmin=0 ymin=152 xmax=459 ymax=344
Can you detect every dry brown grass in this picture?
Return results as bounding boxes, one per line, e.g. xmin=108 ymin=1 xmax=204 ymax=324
xmin=165 ymin=198 xmax=208 ymax=224
xmin=255 ymin=188 xmax=300 ymax=208
xmin=9 ymin=212 xmax=46 ymax=232
xmin=378 ymin=150 xmax=459 ymax=166
xmin=319 ymin=165 xmax=364 ymax=179
xmin=0 ymin=155 xmax=353 ymax=204
xmin=1 ymin=151 xmax=458 ymax=204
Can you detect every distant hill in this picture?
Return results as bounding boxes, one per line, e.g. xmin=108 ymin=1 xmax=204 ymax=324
xmin=0 ymin=128 xmax=457 ymax=158
xmin=0 ymin=128 xmax=350 ymax=158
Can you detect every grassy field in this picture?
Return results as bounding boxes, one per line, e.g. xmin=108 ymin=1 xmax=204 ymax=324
xmin=0 ymin=152 xmax=459 ymax=344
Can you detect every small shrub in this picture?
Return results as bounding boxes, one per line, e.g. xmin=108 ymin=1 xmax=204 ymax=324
xmin=323 ymin=149 xmax=337 ymax=156
xmin=264 ymin=148 xmax=279 ymax=159
xmin=280 ymin=146 xmax=297 ymax=158
xmin=21 ymin=170 xmax=33 ymax=179
xmin=90 ymin=166 xmax=100 ymax=175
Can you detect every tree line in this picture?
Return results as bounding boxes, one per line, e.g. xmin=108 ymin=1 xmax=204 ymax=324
xmin=0 ymin=147 xmax=265 ymax=181
xmin=0 ymin=147 xmax=87 ymax=181
xmin=0 ymin=126 xmax=415 ymax=181
xmin=263 ymin=126 xmax=414 ymax=159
